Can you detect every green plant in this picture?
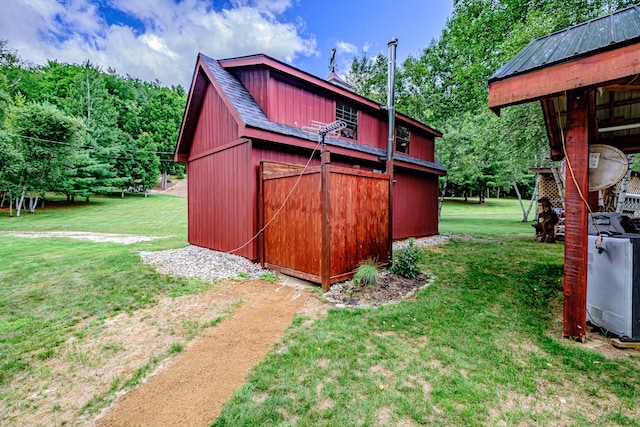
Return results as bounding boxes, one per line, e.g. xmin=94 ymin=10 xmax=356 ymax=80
xmin=168 ymin=342 xmax=185 ymax=354
xmin=354 ymin=258 xmax=381 ymax=287
xmin=390 ymin=238 xmax=425 ymax=278
xmin=259 ymin=273 xmax=278 ymax=283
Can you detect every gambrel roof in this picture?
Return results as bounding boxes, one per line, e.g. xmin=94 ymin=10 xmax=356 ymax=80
xmin=175 ymin=53 xmax=446 ymax=174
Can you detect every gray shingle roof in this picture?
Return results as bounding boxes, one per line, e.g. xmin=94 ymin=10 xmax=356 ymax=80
xmin=200 ymin=53 xmax=446 ymax=173
xmin=489 ymin=5 xmax=640 ymax=82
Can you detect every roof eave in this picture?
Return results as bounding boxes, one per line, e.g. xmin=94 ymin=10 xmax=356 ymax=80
xmin=488 ymin=42 xmax=640 ymax=114
xmin=175 ymin=56 xmax=207 ymax=162
xmin=175 ymin=54 xmax=248 ymax=162
xmin=220 ymin=54 xmax=381 ymax=108
xmin=243 ymin=125 xmax=446 ymax=174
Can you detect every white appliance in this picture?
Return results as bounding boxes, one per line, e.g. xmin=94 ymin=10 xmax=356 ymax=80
xmin=586 ymin=234 xmax=640 ymax=341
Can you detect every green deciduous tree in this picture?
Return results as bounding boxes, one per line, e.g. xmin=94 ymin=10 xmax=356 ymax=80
xmin=0 ymin=39 xmax=187 ymax=211
xmin=140 ymin=88 xmax=186 ymax=188
xmin=6 ymin=103 xmax=83 ymax=215
xmin=347 ymin=0 xmax=636 ymax=205
xmin=346 ymin=52 xmax=388 ymax=105
xmin=0 ymin=130 xmax=23 ymax=210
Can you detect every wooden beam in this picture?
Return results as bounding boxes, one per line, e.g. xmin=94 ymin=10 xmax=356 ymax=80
xmin=489 ymin=43 xmax=640 ymax=111
xmin=602 ymin=83 xmax=640 ymax=92
xmin=588 ymin=90 xmax=598 ymax=145
xmin=598 ymin=135 xmax=640 ymax=153
xmin=321 ymin=149 xmax=331 ymax=292
xmin=541 ymin=98 xmax=565 ymax=160
xmin=562 ymin=89 xmax=589 ymax=342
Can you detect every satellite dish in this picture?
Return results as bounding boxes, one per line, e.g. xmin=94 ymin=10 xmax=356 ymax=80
xmin=588 ymin=144 xmax=628 ymax=191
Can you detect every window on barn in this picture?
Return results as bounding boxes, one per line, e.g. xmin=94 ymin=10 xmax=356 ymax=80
xmin=396 ymin=126 xmax=410 ymax=154
xmin=336 ymin=102 xmax=358 ymax=140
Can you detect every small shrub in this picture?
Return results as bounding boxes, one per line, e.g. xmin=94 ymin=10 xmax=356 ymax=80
xmin=390 ymin=238 xmax=425 ymax=279
xmin=168 ymin=342 xmax=185 ymax=354
xmin=354 ymin=258 xmax=381 ymax=287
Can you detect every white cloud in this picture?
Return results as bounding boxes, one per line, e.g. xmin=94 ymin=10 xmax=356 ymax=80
xmin=335 ymin=41 xmax=357 ymax=56
xmin=140 ymin=34 xmax=177 ymax=59
xmin=0 ymin=0 xmax=317 ymax=87
xmin=231 ymin=0 xmax=293 ymax=15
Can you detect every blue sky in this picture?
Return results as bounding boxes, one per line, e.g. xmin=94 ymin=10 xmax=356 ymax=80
xmin=1 ymin=1 xmax=453 ymax=88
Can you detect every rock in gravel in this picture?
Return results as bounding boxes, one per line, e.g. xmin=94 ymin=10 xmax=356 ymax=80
xmin=140 ymin=245 xmax=272 ymax=282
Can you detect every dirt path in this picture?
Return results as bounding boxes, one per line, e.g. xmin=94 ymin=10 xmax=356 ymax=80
xmin=92 ymin=281 xmax=317 ymax=427
xmin=150 ymin=178 xmax=188 ymax=197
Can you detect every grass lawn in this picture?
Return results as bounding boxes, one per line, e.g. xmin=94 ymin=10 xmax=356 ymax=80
xmin=1 ymin=195 xmax=639 ymax=426
xmin=0 ymin=194 xmax=198 ymax=415
xmin=0 ymin=193 xmax=187 ymax=247
xmin=214 ymin=198 xmax=640 ymax=426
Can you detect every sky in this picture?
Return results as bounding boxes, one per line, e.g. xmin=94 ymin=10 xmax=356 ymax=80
xmin=1 ymin=0 xmax=454 ymax=89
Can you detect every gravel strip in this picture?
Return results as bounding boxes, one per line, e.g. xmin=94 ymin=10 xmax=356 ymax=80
xmin=139 ymin=245 xmax=272 ymax=282
xmin=392 ymin=234 xmax=450 ymax=250
xmin=140 ymin=235 xmax=449 ymax=284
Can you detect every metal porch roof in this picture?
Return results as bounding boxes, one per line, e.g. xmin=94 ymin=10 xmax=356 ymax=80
xmin=489 ymin=5 xmax=640 ymax=83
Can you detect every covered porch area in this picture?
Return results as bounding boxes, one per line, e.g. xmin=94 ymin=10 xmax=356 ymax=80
xmin=488 ymin=5 xmax=640 ymax=341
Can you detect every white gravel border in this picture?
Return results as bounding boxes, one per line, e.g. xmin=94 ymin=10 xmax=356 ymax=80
xmin=139 ymin=245 xmax=272 ymax=282
xmin=0 ymin=231 xmax=166 ymax=244
xmin=392 ymin=234 xmax=450 ymax=250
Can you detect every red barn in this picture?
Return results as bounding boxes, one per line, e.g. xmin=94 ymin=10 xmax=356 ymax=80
xmin=174 ymin=53 xmax=446 ymax=285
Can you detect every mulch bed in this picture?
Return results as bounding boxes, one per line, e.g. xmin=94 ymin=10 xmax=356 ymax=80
xmin=323 ymin=272 xmax=432 ymax=308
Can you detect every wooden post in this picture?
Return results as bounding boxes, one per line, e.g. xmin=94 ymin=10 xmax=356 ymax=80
xmin=258 ymin=161 xmax=265 ymax=266
xmin=321 ymin=149 xmax=331 ymax=292
xmin=563 ymin=89 xmax=589 ymax=341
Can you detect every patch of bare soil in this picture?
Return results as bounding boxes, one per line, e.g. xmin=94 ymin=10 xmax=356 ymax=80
xmin=324 ymin=272 xmax=433 ymax=308
xmin=543 ymin=297 xmax=639 ymax=359
xmin=149 ymin=178 xmax=188 ymax=197
xmin=2 ymin=279 xmax=326 ymax=427
xmin=92 ymin=280 xmax=319 ymax=427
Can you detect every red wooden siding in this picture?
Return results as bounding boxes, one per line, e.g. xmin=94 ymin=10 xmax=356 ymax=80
xmin=267 ymin=78 xmax=334 ymax=128
xmin=261 ymin=161 xmax=390 ymax=287
xmin=407 ymin=132 xmax=435 ymax=162
xmin=234 ymin=68 xmax=269 ymax=114
xmin=187 ymin=141 xmax=255 ymax=259
xmin=252 ymin=145 xmax=321 ymax=168
xmin=392 ymin=171 xmax=440 ymax=240
xmin=233 ymin=67 xmax=439 ymax=158
xmin=190 ymin=84 xmax=239 ymax=157
xmin=356 ymin=112 xmax=387 ymax=150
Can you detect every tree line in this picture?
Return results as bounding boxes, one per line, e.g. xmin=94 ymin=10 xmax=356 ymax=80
xmin=2 ymin=1 xmax=636 ymax=218
xmin=346 ymin=0 xmax=636 ymax=214
xmin=0 ymin=40 xmax=186 ymax=216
